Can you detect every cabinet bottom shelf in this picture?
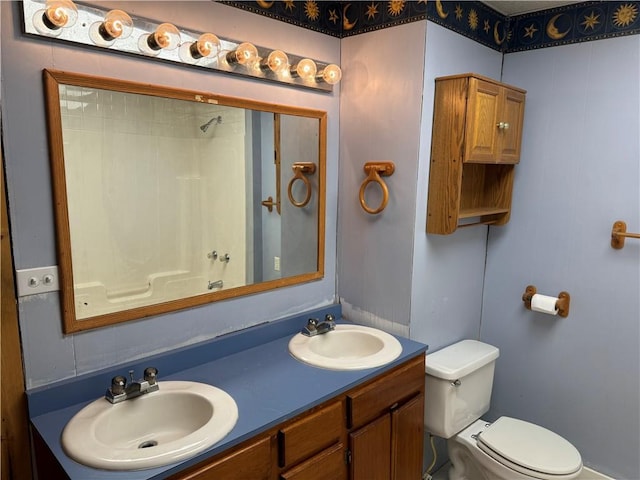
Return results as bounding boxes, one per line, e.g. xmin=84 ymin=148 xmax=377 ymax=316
xmin=457 ymin=207 xmax=510 ymax=229
xmin=458 ymin=207 xmax=510 ymax=219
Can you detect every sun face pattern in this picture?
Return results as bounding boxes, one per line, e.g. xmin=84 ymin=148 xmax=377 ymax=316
xmin=304 ymin=1 xmax=319 ymax=21
xmin=468 ymin=9 xmax=478 ymax=30
xmin=223 ymin=0 xmax=640 ymax=51
xmin=387 ymin=1 xmax=406 ymax=17
xmin=612 ymin=3 xmax=638 ymax=27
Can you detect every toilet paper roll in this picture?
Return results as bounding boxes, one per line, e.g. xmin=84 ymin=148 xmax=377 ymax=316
xmin=530 ymin=294 xmax=558 ymax=315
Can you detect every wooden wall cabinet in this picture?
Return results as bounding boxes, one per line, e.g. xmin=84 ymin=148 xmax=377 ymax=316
xmin=170 ymin=355 xmax=424 ymax=480
xmin=426 ymin=73 xmax=526 ymax=234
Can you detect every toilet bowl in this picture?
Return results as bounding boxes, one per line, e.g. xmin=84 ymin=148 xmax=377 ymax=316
xmin=424 ymin=340 xmax=583 ymax=480
xmin=448 ymin=418 xmax=582 ymax=480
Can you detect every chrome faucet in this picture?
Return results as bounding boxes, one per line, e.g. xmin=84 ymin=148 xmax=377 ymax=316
xmin=208 ymin=279 xmax=224 ymax=290
xmin=301 ymin=314 xmax=336 ymax=337
xmin=105 ymin=367 xmax=159 ymax=404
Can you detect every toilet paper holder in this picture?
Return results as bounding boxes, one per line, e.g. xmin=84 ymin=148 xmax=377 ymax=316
xmin=522 ymin=285 xmax=570 ymax=317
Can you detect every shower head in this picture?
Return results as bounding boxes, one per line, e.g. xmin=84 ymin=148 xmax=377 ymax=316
xmin=200 ymin=115 xmax=222 ymax=133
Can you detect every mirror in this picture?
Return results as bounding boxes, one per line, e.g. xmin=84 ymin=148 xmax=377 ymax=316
xmin=43 ymin=70 xmax=326 ymax=333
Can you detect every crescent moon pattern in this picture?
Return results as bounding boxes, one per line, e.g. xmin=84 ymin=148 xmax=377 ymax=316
xmin=493 ymin=20 xmax=506 ymax=45
xmin=222 ymin=1 xmax=639 ymax=52
xmin=343 ymin=3 xmax=357 ymax=31
xmin=546 ymin=13 xmax=571 ymax=40
xmin=255 ymin=0 xmax=274 ymax=8
xmin=435 ymin=0 xmax=448 ymax=19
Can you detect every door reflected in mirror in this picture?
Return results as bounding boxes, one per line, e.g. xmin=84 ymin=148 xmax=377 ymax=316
xmin=44 ymin=70 xmax=326 ymax=333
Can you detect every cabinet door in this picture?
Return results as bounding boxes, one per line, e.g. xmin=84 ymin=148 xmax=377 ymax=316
xmin=391 ymin=394 xmax=424 ymax=480
xmin=349 ymin=414 xmax=391 ymax=480
xmin=464 ymin=78 xmax=501 ymax=163
xmin=498 ymin=87 xmax=526 ymax=163
xmin=280 ymin=442 xmax=347 ymax=480
xmin=175 ymin=436 xmax=272 ymax=480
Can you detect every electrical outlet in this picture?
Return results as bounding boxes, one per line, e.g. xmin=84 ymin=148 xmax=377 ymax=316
xmin=274 ymin=256 xmax=280 ymax=271
xmin=16 ymin=266 xmax=60 ymax=297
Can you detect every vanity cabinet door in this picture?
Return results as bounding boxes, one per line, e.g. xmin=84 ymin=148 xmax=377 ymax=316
xmin=391 ymin=394 xmax=424 ymax=480
xmin=349 ymin=414 xmax=391 ymax=480
xmin=174 ymin=435 xmax=272 ymax=480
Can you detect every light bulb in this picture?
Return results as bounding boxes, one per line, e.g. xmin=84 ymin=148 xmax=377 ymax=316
xmin=226 ymin=42 xmax=258 ymax=66
xmin=146 ymin=23 xmax=181 ymax=51
xmin=260 ymin=50 xmax=289 ymax=74
xmin=89 ymin=10 xmax=133 ymax=46
xmin=179 ymin=33 xmax=221 ymax=63
xmin=193 ymin=33 xmax=221 ymax=59
xmin=318 ymin=64 xmax=342 ymax=85
xmin=33 ymin=0 xmax=78 ymax=35
xmin=292 ymin=59 xmax=317 ymax=80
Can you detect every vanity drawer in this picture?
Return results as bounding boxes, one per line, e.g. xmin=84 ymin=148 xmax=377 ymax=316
xmin=347 ymin=355 xmax=424 ymax=429
xmin=280 ymin=442 xmax=346 ymax=480
xmin=175 ymin=435 xmax=272 ymax=480
xmin=278 ymin=400 xmax=343 ymax=468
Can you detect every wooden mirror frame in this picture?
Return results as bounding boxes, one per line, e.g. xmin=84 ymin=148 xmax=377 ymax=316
xmin=43 ymin=69 xmax=326 ymax=333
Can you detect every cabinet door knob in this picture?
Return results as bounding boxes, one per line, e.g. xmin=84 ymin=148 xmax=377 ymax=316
xmin=497 ymin=122 xmax=510 ymax=130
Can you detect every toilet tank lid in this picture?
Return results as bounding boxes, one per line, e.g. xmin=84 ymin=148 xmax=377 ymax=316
xmin=425 ymin=340 xmax=499 ymax=380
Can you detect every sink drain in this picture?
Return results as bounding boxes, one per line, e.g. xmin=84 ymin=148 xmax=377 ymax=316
xmin=138 ymin=440 xmax=158 ymax=449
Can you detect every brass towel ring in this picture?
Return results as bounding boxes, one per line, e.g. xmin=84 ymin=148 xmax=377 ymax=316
xmin=359 ymin=162 xmax=395 ymax=215
xmin=287 ymin=162 xmax=316 ymax=208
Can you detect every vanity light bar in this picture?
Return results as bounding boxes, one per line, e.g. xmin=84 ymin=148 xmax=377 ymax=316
xmin=22 ymin=0 xmax=341 ymax=92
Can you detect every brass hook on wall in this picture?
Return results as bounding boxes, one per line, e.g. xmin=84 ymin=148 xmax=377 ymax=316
xmin=287 ymin=162 xmax=316 ymax=208
xmin=611 ymin=220 xmax=640 ymax=249
xmin=359 ymin=161 xmax=395 ymax=215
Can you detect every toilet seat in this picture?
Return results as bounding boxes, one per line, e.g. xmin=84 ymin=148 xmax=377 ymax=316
xmin=477 ymin=417 xmax=582 ymax=479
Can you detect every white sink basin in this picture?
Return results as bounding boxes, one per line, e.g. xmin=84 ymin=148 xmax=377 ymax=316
xmin=288 ymin=324 xmax=402 ymax=370
xmin=61 ymin=381 xmax=238 ymax=471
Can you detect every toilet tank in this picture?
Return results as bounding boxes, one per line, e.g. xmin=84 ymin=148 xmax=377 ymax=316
xmin=424 ymin=340 xmax=499 ymax=439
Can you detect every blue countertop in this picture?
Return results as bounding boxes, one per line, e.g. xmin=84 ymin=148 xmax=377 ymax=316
xmin=28 ymin=305 xmax=427 ymax=480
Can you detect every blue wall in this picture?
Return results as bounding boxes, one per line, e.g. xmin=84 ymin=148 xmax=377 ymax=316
xmin=1 ymin=1 xmax=340 ymax=388
xmin=3 ymin=1 xmax=639 ymax=476
xmin=483 ymin=36 xmax=640 ymax=479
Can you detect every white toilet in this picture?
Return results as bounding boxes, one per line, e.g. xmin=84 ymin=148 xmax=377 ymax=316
xmin=424 ymin=340 xmax=583 ymax=480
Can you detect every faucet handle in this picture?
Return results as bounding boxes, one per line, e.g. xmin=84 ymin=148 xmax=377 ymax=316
xmin=143 ymin=367 xmax=158 ymax=385
xmin=324 ymin=314 xmax=335 ymax=322
xmin=110 ymin=375 xmax=127 ymax=395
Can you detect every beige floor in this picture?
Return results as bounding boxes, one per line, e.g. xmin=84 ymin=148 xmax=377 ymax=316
xmin=429 ymin=462 xmax=449 ymax=480
xmin=428 ymin=463 xmax=612 ymax=480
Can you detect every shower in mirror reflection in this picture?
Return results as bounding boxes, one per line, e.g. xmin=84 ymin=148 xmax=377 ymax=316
xmin=200 ymin=115 xmax=222 ymax=133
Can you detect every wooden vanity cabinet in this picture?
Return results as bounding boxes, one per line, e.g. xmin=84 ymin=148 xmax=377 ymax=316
xmin=427 ymin=73 xmax=526 ymax=234
xmin=171 ymin=356 xmax=425 ymax=480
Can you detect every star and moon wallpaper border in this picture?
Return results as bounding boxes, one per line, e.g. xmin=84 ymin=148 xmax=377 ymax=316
xmin=220 ymin=1 xmax=639 ymax=52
